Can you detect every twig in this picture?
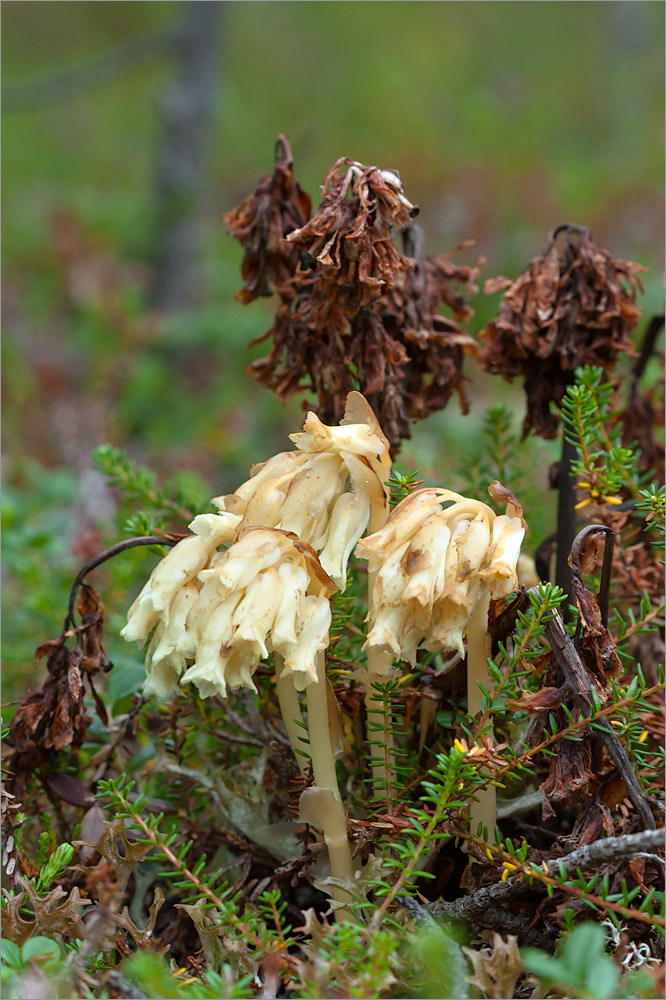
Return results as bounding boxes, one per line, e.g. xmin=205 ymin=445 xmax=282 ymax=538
xmin=555 ymin=435 xmax=577 ymax=619
xmin=427 ymin=829 xmax=665 ymax=924
xmin=541 ymin=600 xmax=657 ymax=830
xmin=469 ymin=905 xmax=553 ymax=950
xmin=630 ymin=312 xmax=665 ymax=392
xmin=570 ymin=524 xmax=614 ymax=628
xmin=404 ymin=892 xmax=553 ymax=948
xmin=400 ymin=895 xmax=439 ymax=928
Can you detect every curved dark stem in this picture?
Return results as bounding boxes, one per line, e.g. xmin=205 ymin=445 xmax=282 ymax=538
xmin=64 ymin=535 xmax=179 ymax=633
xmin=400 ymin=223 xmax=425 ymax=259
xmin=630 ymin=312 xmax=665 ymax=394
xmin=555 ymin=434 xmax=577 ymax=620
xmin=546 ymin=222 xmax=589 ymax=257
xmin=570 ymin=524 xmax=615 ymax=627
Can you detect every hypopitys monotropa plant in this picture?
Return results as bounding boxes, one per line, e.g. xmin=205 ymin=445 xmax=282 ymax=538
xmin=123 ymin=392 xmax=391 ymax=921
xmin=213 ymin=391 xmax=391 ymax=589
xmin=356 ymin=481 xmax=525 ymax=835
xmin=122 ymin=394 xmax=526 ymax=915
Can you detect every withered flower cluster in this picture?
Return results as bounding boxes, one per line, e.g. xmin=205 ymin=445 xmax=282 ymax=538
xmin=224 ymin=135 xmax=312 ymax=304
xmin=225 ymin=140 xmax=479 ymax=451
xmin=478 ymin=224 xmax=645 ymax=438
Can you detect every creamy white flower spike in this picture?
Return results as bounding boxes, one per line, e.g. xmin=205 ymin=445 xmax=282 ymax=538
xmin=180 ymin=527 xmax=336 ymax=697
xmin=121 ymin=512 xmax=241 ymax=644
xmin=123 ymin=519 xmax=337 ymax=700
xmin=356 ymin=485 xmax=525 ymax=663
xmin=212 ymin=392 xmax=391 ymax=589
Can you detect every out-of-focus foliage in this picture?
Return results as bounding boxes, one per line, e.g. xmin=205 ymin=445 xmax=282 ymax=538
xmin=1 ymin=10 xmax=664 ymax=995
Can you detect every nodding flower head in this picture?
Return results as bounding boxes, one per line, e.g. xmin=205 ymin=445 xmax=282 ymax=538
xmin=356 ymin=486 xmax=525 ymax=663
xmin=213 ymin=392 xmax=391 ymax=589
xmin=123 ymin=521 xmax=336 ymax=701
xmin=121 ymin=512 xmax=241 ymax=646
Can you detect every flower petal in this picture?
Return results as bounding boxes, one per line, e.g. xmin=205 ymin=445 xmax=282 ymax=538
xmin=277 ymin=595 xmax=331 ymax=690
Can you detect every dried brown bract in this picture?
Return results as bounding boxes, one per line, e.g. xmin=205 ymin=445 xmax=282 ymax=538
xmin=479 ymin=224 xmax=646 ymax=438
xmin=5 ymin=585 xmax=109 ymax=800
xmin=248 ymin=300 xmax=355 ymax=425
xmin=223 ymin=134 xmax=312 ymax=303
xmin=286 ymin=157 xmax=419 ymax=312
xmin=380 ymin=233 xmax=479 ymax=437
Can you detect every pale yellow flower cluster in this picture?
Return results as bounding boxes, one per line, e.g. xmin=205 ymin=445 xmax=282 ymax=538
xmin=214 ymin=393 xmax=390 ymax=589
xmin=124 ymin=521 xmax=336 ymax=700
xmin=122 ymin=393 xmax=391 ymax=701
xmin=356 ymin=487 xmax=525 ymax=663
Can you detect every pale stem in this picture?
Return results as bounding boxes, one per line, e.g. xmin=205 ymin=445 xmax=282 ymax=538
xmin=274 ymin=654 xmax=308 ymax=777
xmin=364 ymin=649 xmax=396 ymax=800
xmin=466 ymin=584 xmax=496 ymax=839
xmin=305 ymin=650 xmax=357 ymax=922
xmin=364 ymin=568 xmax=397 ymax=802
xmin=306 ymin=651 xmax=343 ymax=801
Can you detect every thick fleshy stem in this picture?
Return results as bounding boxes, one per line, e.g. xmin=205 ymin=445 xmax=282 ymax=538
xmin=274 ymin=654 xmax=308 ymax=776
xmin=304 ymin=651 xmax=357 ymax=922
xmin=466 ymin=584 xmax=496 ymax=839
xmin=306 ymin=652 xmax=344 ymax=801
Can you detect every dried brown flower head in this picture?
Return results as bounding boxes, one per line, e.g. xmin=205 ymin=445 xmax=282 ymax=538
xmin=478 ymin=224 xmax=645 ymax=438
xmin=223 ymin=134 xmax=312 ymax=303
xmin=285 ymin=157 xmax=419 ymax=312
xmin=227 ymin=140 xmax=479 ymax=452
xmin=375 ymin=230 xmax=479 ymax=440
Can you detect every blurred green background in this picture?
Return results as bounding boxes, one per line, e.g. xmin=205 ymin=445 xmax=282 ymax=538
xmin=2 ymin=1 xmax=664 ymax=700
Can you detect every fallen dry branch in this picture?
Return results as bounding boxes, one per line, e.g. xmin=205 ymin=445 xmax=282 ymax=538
xmin=427 ymin=828 xmax=665 ymax=925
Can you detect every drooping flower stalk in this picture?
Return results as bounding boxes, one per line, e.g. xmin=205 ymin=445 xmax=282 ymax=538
xmin=357 ymin=484 xmax=526 ymax=815
xmin=217 ymin=391 xmax=395 ymax=803
xmin=124 ymin=520 xmax=358 ymax=920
